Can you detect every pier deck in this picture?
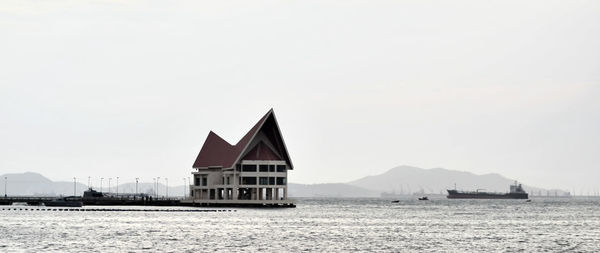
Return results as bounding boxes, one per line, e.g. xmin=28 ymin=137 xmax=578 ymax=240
xmin=0 ymin=196 xmax=295 ymax=208
xmin=180 ymin=199 xmax=296 ymax=208
xmin=0 ymin=207 xmax=235 ymax=212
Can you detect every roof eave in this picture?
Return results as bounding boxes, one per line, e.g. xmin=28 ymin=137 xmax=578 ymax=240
xmin=229 ymin=109 xmax=274 ymax=168
xmin=270 ymin=110 xmax=294 ymax=170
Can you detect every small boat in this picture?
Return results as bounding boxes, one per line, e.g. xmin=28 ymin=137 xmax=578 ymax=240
xmin=418 ymin=196 xmax=429 ymax=201
xmin=391 ymin=200 xmax=400 ymax=203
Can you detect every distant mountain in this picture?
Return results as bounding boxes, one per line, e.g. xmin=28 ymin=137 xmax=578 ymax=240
xmin=348 ymin=165 xmax=568 ymax=196
xmin=288 ymin=183 xmax=378 ymax=198
xmin=2 ymin=167 xmax=568 ymax=197
xmin=0 ymin=172 xmax=185 ymax=197
xmin=0 ymin=172 xmax=86 ymax=196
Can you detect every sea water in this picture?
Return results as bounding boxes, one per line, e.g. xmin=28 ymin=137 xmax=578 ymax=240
xmin=0 ymin=197 xmax=599 ymax=252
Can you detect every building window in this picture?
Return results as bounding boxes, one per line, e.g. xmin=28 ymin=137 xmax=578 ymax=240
xmin=269 ymin=165 xmax=275 ymax=172
xmin=202 ymin=176 xmax=207 ymax=186
xmin=259 ymin=177 xmax=269 ymax=185
xmin=259 ymin=165 xmax=269 ymax=172
xmin=268 ymin=177 xmax=275 ymax=185
xmin=194 ymin=177 xmax=200 ymax=186
xmin=242 ymin=177 xmax=257 ymax=185
xmin=277 ymin=177 xmax=286 ymax=185
xmin=226 ymin=177 xmax=230 ymax=185
xmin=277 ymin=165 xmax=286 ymax=172
xmin=242 ymin=164 xmax=257 ymax=172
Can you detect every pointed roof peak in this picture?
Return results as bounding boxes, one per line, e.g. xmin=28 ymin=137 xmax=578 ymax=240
xmin=234 ymin=109 xmax=273 ymax=146
xmin=207 ymin=131 xmax=233 ymax=146
xmin=193 ymin=109 xmax=293 ymax=169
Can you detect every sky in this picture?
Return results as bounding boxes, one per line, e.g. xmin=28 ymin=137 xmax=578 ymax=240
xmin=1 ymin=0 xmax=599 ymax=192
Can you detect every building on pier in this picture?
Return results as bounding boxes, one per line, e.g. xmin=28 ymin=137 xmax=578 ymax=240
xmin=183 ymin=109 xmax=294 ymax=206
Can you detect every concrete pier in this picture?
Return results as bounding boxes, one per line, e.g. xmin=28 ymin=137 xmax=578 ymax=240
xmin=0 ymin=196 xmax=295 ymax=208
xmin=0 ymin=207 xmax=236 ymax=212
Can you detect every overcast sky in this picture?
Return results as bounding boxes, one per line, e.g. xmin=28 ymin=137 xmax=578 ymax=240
xmin=1 ymin=0 xmax=599 ymax=191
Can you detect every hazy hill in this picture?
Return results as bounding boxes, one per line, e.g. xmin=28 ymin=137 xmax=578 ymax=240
xmin=0 ymin=172 xmax=87 ymax=196
xmin=0 ymin=172 xmax=185 ymax=197
xmin=2 ymin=167 xmax=568 ymax=197
xmin=348 ymin=165 xmax=567 ymax=195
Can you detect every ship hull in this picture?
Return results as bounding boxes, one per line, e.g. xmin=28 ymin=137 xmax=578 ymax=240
xmin=447 ymin=190 xmax=528 ymax=199
xmin=44 ymin=201 xmax=83 ymax=207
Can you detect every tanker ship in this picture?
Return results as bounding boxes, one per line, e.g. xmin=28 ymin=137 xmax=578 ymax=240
xmin=447 ymin=181 xmax=528 ymax=199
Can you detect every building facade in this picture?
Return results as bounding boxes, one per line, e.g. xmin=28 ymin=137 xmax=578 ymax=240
xmin=184 ymin=109 xmax=294 ymax=206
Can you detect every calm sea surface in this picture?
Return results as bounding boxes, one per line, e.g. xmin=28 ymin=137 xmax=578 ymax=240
xmin=1 ymin=197 xmax=599 ymax=252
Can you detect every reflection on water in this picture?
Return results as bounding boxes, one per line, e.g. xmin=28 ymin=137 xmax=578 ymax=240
xmin=1 ymin=197 xmax=599 ymax=252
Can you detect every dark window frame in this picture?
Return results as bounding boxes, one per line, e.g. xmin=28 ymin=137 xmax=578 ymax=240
xmin=277 ymin=165 xmax=286 ymax=172
xmin=242 ymin=164 xmax=257 ymax=172
xmin=259 ymin=177 xmax=269 ymax=185
xmin=276 ymin=177 xmax=286 ymax=185
xmin=242 ymin=177 xmax=257 ymax=185
xmin=259 ymin=165 xmax=269 ymax=172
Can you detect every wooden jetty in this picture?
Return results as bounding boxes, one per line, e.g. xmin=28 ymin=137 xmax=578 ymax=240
xmin=0 ymin=207 xmax=235 ymax=212
xmin=0 ymin=196 xmax=57 ymax=206
xmin=0 ymin=196 xmax=182 ymax=207
xmin=0 ymin=196 xmax=294 ymax=208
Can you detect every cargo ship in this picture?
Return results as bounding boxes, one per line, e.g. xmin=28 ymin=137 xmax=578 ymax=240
xmin=447 ymin=181 xmax=528 ymax=199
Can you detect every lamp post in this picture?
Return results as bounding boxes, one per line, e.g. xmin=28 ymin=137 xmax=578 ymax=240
xmin=157 ymin=177 xmax=160 ymax=198
xmin=88 ymin=176 xmax=91 ymax=189
xmin=135 ymin=178 xmax=139 ymax=196
xmin=100 ymin=178 xmax=104 ymax=192
xmin=116 ymin=177 xmax=119 ymax=196
xmin=4 ymin=177 xmax=7 ymax=197
xmin=73 ymin=177 xmax=76 ymax=196
xmin=165 ymin=178 xmax=168 ymax=198
xmin=153 ymin=178 xmax=156 ymax=198
xmin=108 ymin=178 xmax=112 ymax=193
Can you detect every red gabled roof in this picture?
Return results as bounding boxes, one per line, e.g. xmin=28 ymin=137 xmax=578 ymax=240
xmin=192 ymin=109 xmax=293 ymax=169
xmin=191 ymin=131 xmax=237 ymax=168
xmin=242 ymin=141 xmax=282 ymax=161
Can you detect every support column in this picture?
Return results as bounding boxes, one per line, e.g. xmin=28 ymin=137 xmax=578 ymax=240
xmin=233 ymin=170 xmax=239 ymax=200
xmin=275 ymin=187 xmax=279 ymax=200
xmin=284 ymin=188 xmax=287 ymax=200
